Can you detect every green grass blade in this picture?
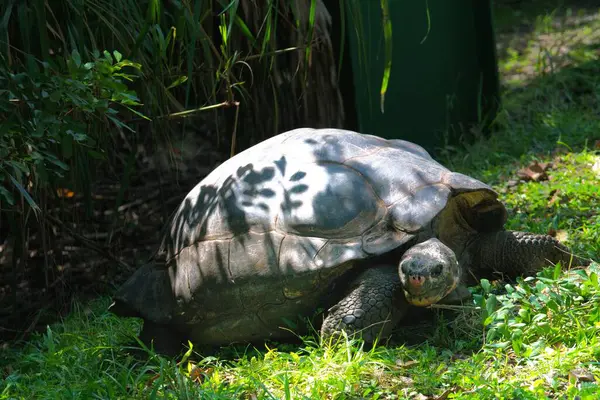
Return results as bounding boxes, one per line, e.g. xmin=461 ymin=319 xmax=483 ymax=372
xmin=304 ymin=0 xmax=317 ymax=69
xmin=379 ymin=0 xmax=392 ymax=113
xmin=420 ymin=0 xmax=432 ymax=44
xmin=234 ymin=15 xmax=256 ymax=45
xmin=33 ymin=0 xmax=49 ymax=59
xmin=0 ymin=1 xmax=14 ymax=58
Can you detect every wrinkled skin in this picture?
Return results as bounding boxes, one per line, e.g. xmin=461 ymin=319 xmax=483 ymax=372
xmin=398 ymin=238 xmax=460 ymax=306
xmin=111 ymin=128 xmax=591 ymax=356
xmin=397 ymin=230 xmax=590 ymax=308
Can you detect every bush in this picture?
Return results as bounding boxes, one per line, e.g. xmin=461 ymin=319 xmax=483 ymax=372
xmin=0 ymin=49 xmax=143 ymax=209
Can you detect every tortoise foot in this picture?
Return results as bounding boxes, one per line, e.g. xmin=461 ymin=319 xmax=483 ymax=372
xmin=320 ymin=265 xmax=408 ymax=345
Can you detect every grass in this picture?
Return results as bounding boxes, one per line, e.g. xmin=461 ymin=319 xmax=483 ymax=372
xmin=2 ymin=4 xmax=600 ymax=400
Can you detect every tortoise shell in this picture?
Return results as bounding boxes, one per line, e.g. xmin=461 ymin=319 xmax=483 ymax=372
xmin=115 ymin=128 xmax=504 ymax=344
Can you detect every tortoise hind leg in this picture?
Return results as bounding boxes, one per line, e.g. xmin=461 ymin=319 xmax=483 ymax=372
xmin=469 ymin=230 xmax=591 ymax=280
xmin=320 ymin=265 xmax=409 ymax=345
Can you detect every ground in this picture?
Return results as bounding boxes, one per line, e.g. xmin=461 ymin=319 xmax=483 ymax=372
xmin=1 ymin=1 xmax=600 ymax=399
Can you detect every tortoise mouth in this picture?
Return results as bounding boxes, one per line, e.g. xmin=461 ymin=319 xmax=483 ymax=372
xmin=403 ymin=278 xmax=459 ymax=307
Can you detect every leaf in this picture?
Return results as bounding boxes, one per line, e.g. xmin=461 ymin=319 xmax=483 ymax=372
xmin=395 ymin=359 xmax=418 ymax=368
xmin=547 ymin=189 xmax=561 ymax=206
xmin=113 ymin=50 xmax=122 ymax=62
xmin=49 ymin=90 xmax=62 ymax=102
xmin=234 ymin=15 xmax=256 ymax=44
xmin=516 ymin=161 xmax=552 ymax=182
xmin=56 ymin=188 xmax=75 ymax=198
xmin=8 ymin=173 xmax=40 ymax=214
xmin=103 ymin=50 xmax=113 ymax=63
xmin=40 ymin=152 xmax=69 ymax=170
xmin=7 ymin=160 xmax=30 ymax=176
xmin=72 ymin=49 xmax=82 ymax=67
xmin=0 ymin=184 xmax=15 ymax=205
xmin=553 ymin=262 xmax=562 ymax=280
xmin=569 ymin=367 xmax=595 ymax=383
xmin=480 ymin=279 xmax=492 ymax=294
xmin=485 ymin=294 xmax=498 ymax=316
xmin=167 ymin=75 xmax=188 ymax=89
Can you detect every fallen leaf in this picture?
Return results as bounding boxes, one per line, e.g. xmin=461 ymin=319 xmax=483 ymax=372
xmin=397 ymin=376 xmax=415 ymax=386
xmin=547 ymin=189 xmax=561 ymax=206
xmin=569 ymin=367 xmax=595 ymax=383
xmin=396 ymin=358 xmax=419 ymax=368
xmin=56 ymin=188 xmax=75 ymax=198
xmin=146 ymin=373 xmax=161 ymax=387
xmin=188 ymin=364 xmax=213 ymax=383
xmin=517 ymin=161 xmax=552 ymax=182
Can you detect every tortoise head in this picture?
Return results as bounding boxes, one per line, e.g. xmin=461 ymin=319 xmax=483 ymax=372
xmin=398 ymin=238 xmax=461 ymax=307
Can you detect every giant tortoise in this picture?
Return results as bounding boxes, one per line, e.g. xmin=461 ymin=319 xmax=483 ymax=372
xmin=111 ymin=128 xmax=587 ymax=354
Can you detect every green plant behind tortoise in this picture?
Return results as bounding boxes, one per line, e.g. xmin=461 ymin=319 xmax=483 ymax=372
xmin=110 ymin=128 xmax=589 ymax=355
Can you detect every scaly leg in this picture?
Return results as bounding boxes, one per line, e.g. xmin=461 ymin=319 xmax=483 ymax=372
xmin=320 ymin=265 xmax=409 ymax=344
xmin=467 ymin=230 xmax=590 ymax=279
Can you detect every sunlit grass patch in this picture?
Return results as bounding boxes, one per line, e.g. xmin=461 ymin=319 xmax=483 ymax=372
xmin=2 ymin=3 xmax=600 ymax=400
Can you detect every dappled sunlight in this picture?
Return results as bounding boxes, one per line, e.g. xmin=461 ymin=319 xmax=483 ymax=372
xmin=115 ymin=127 xmax=505 ymax=348
xmin=496 ymin=5 xmax=600 ymax=87
xmin=2 ymin=1 xmax=600 ymax=399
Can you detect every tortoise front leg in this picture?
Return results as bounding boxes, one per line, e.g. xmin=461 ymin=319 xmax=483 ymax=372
xmin=467 ymin=230 xmax=590 ymax=280
xmin=320 ymin=265 xmax=409 ymax=344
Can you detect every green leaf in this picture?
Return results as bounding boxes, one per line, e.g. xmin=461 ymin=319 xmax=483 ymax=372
xmin=32 ymin=121 xmax=45 ymax=138
xmin=0 ymin=184 xmax=15 ymax=205
xmin=40 ymin=152 xmax=69 ymax=170
xmin=167 ymin=75 xmax=188 ymax=89
xmin=7 ymin=173 xmax=40 ymax=214
xmin=113 ymin=50 xmax=122 ymax=63
xmin=485 ymin=294 xmax=498 ymax=316
xmin=552 ymin=262 xmax=562 ymax=280
xmin=48 ymin=90 xmax=61 ymax=103
xmin=7 ymin=160 xmax=30 ymax=176
xmin=518 ymin=308 xmax=530 ymax=322
xmin=480 ymin=279 xmax=492 ymax=294
xmin=546 ymin=299 xmax=559 ymax=313
xmin=234 ymin=16 xmax=256 ymax=44
xmin=590 ymin=272 xmax=598 ymax=288
xmin=115 ymin=60 xmax=142 ymax=70
xmin=72 ymin=49 xmax=82 ymax=67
